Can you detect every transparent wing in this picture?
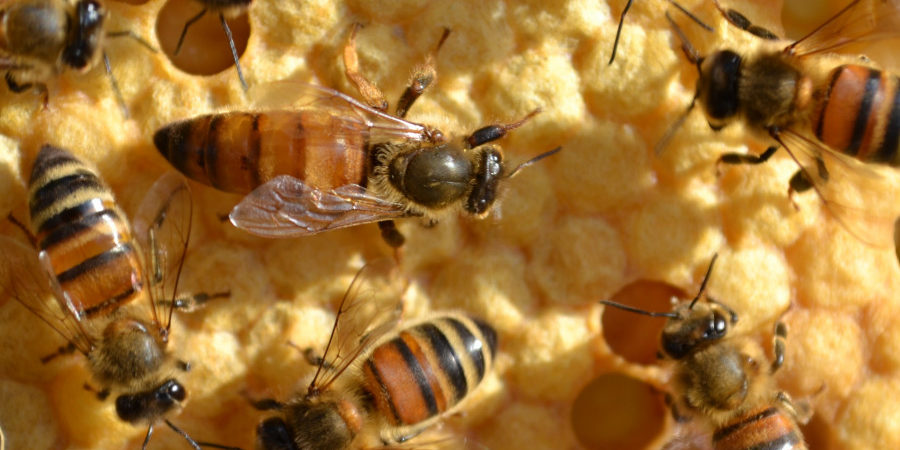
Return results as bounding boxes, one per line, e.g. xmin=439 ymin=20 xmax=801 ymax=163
xmin=775 ymin=130 xmax=900 ymax=248
xmin=131 ymin=171 xmax=193 ymax=331
xmin=0 ymin=236 xmax=94 ymax=355
xmin=249 ymin=81 xmax=439 ymax=143
xmin=229 ymin=175 xmax=410 ymax=238
xmin=787 ymin=0 xmax=900 ymax=56
xmin=309 ymin=258 xmax=406 ymax=393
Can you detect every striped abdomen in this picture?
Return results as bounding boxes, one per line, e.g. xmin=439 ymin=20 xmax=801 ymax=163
xmin=713 ymin=406 xmax=805 ymax=450
xmin=813 ymin=65 xmax=900 ymax=165
xmin=361 ymin=315 xmax=497 ymax=436
xmin=28 ymin=145 xmax=143 ymax=319
xmin=153 ymin=110 xmax=368 ymax=194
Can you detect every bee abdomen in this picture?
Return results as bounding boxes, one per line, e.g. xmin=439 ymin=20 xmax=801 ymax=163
xmin=814 ymin=65 xmax=900 ymax=165
xmin=154 ymin=110 xmax=369 ymax=194
xmin=362 ymin=315 xmax=497 ymax=427
xmin=713 ymin=406 xmax=805 ymax=450
xmin=28 ymin=145 xmax=143 ymax=318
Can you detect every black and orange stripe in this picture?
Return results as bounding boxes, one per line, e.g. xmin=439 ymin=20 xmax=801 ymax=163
xmin=28 ymin=145 xmax=143 ymax=319
xmin=814 ymin=65 xmax=900 ymax=166
xmin=713 ymin=406 xmax=805 ymax=450
xmin=153 ymin=111 xmax=369 ymax=194
xmin=361 ymin=315 xmax=497 ymax=431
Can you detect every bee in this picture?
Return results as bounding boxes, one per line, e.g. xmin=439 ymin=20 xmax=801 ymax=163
xmin=173 ymin=0 xmax=251 ymax=90
xmin=153 ymin=25 xmax=560 ymax=248
xmin=248 ymin=260 xmax=498 ymax=449
xmin=0 ymin=145 xmax=233 ymax=449
xmin=601 ymin=255 xmax=810 ymax=450
xmin=0 ymin=0 xmax=153 ymax=115
xmin=661 ymin=0 xmax=900 ymax=242
xmin=607 ymin=0 xmax=712 ymax=65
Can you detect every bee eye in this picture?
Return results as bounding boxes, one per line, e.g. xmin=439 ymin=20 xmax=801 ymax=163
xmin=166 ymin=380 xmax=187 ymax=402
xmin=704 ymin=312 xmax=728 ymax=340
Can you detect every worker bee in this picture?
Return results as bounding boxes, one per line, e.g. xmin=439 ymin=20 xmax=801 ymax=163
xmin=172 ymin=0 xmax=251 ymax=90
xmin=249 ymin=260 xmax=498 ymax=449
xmin=153 ymin=25 xmax=560 ymax=247
xmin=601 ymin=255 xmax=810 ymax=449
xmin=0 ymin=145 xmax=232 ymax=449
xmin=0 ymin=0 xmax=153 ymax=115
xmin=661 ymin=0 xmax=900 ymax=244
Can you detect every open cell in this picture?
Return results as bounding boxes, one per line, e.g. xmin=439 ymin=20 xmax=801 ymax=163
xmin=601 ymin=280 xmax=687 ymax=364
xmin=570 ymin=372 xmax=665 ymax=450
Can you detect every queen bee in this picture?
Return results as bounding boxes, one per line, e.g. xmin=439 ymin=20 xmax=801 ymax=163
xmin=153 ymin=25 xmax=559 ymax=248
xmin=248 ymin=260 xmax=498 ymax=449
xmin=0 ymin=145 xmax=231 ymax=449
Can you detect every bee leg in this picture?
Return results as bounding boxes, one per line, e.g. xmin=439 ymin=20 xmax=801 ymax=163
xmin=164 ymin=290 xmax=232 ymax=313
xmin=4 ymin=73 xmax=49 ymax=108
xmin=39 ymin=341 xmax=77 ymax=364
xmin=771 ymin=320 xmax=787 ymax=374
xmin=464 ymin=109 xmax=541 ymax=149
xmin=82 ymin=383 xmax=110 ymax=401
xmin=664 ymin=393 xmax=692 ymax=423
xmin=245 ymin=395 xmax=285 ymax=411
xmin=378 ymin=220 xmax=406 ymax=248
xmin=343 ymin=23 xmax=388 ymax=111
xmin=102 ymin=52 xmax=129 ymax=119
xmin=218 ymin=12 xmax=249 ymax=91
xmin=395 ymin=28 xmax=451 ymax=118
xmin=717 ymin=145 xmax=779 ymax=174
xmin=6 ymin=213 xmax=36 ymax=247
xmin=141 ymin=424 xmax=155 ymax=450
xmin=711 ymin=0 xmax=779 ymax=40
xmin=175 ymin=7 xmax=209 ymax=56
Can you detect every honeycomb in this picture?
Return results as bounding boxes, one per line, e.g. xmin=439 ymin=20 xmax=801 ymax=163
xmin=1 ymin=0 xmax=899 ymax=448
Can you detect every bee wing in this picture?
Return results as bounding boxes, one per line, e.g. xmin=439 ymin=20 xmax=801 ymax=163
xmin=131 ymin=172 xmax=193 ymax=331
xmin=310 ymin=258 xmax=405 ymax=392
xmin=776 ymin=130 xmax=900 ymax=247
xmin=0 ymin=236 xmax=94 ymax=355
xmin=249 ymin=81 xmax=435 ymax=143
xmin=787 ymin=0 xmax=900 ymax=56
xmin=228 ymin=175 xmax=410 ymax=238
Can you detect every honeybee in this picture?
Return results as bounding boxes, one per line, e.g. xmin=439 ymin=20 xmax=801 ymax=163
xmin=153 ymin=25 xmax=560 ymax=248
xmin=248 ymin=260 xmax=498 ymax=449
xmin=0 ymin=145 xmax=232 ymax=449
xmin=661 ymin=0 xmax=900 ymax=243
xmin=0 ymin=0 xmax=153 ymax=115
xmin=173 ymin=0 xmax=251 ymax=90
xmin=600 ymin=255 xmax=810 ymax=450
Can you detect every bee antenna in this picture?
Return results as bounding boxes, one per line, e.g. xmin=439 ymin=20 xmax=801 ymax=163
xmin=665 ymin=10 xmax=703 ymax=65
xmin=164 ymin=419 xmax=243 ymax=450
xmin=599 ymin=300 xmax=679 ymax=319
xmin=505 ymin=146 xmax=562 ymax=179
xmin=654 ymin=96 xmax=696 ymax=155
xmin=689 ymin=253 xmax=718 ymax=309
xmin=667 ymin=1 xmax=714 ymax=34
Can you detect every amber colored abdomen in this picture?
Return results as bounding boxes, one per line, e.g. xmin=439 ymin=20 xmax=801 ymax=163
xmin=814 ymin=65 xmax=900 ymax=165
xmin=153 ymin=110 xmax=369 ymax=194
xmin=361 ymin=316 xmax=497 ymax=429
xmin=713 ymin=406 xmax=805 ymax=450
xmin=28 ymin=145 xmax=143 ymax=319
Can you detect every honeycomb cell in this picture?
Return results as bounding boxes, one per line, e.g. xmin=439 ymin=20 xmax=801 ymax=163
xmin=601 ymin=280 xmax=687 ymax=364
xmin=570 ymin=372 xmax=665 ymax=450
xmin=156 ymin=0 xmax=251 ymax=79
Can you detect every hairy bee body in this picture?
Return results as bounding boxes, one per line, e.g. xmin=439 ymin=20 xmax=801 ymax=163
xmin=28 ymin=145 xmax=144 ymax=318
xmin=712 ymin=405 xmax=804 ymax=450
xmin=256 ymin=313 xmax=498 ymax=449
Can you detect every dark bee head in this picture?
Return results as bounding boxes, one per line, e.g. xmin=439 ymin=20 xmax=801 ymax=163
xmin=466 ymin=147 xmax=503 ymax=216
xmin=697 ymin=50 xmax=743 ymax=131
xmin=256 ymin=417 xmax=298 ymax=450
xmin=660 ymin=301 xmax=735 ymax=360
xmin=258 ymin=400 xmax=354 ymax=450
xmin=62 ymin=0 xmax=106 ymax=70
xmin=387 ymin=143 xmax=474 ymax=210
xmin=115 ymin=379 xmax=186 ymax=424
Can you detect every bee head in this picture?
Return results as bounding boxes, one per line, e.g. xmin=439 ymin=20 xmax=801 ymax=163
xmin=115 ymin=378 xmax=186 ymax=424
xmin=698 ymin=50 xmax=743 ymax=131
xmin=62 ymin=0 xmax=105 ymax=70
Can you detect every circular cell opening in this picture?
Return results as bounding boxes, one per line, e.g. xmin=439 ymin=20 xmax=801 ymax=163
xmin=601 ymin=280 xmax=687 ymax=364
xmin=800 ymin=413 xmax=833 ymax=450
xmin=571 ymin=372 xmax=665 ymax=450
xmin=156 ymin=0 xmax=251 ymax=77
